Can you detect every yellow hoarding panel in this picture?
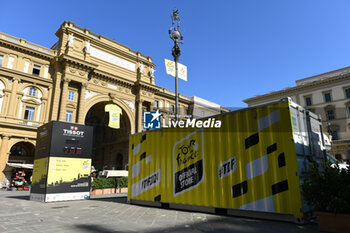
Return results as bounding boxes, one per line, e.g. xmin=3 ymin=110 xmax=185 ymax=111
xmin=46 ymin=157 xmax=91 ymax=194
xmin=128 ymin=101 xmax=307 ymax=220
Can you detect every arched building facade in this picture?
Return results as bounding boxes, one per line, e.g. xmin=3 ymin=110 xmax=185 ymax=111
xmin=0 ymin=21 xmax=200 ymax=183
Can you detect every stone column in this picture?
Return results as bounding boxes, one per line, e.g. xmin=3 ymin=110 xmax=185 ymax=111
xmin=59 ymin=77 xmax=70 ymax=121
xmin=50 ymin=70 xmax=63 ymax=121
xmin=7 ymin=77 xmax=20 ymax=117
xmin=0 ymin=89 xmax=11 ymax=117
xmin=45 ymin=87 xmax=52 ymax=122
xmin=77 ymin=83 xmax=87 ymax=124
xmin=0 ymin=135 xmax=10 ymax=183
xmin=40 ymin=97 xmax=48 ymax=123
xmin=137 ymin=99 xmax=144 ymax=133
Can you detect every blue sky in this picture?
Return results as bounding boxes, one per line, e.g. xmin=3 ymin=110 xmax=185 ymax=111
xmin=1 ymin=1 xmax=350 ymax=107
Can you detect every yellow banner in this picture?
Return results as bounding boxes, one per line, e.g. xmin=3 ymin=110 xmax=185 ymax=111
xmin=165 ymin=59 xmax=175 ymax=77
xmin=105 ymin=104 xmax=122 ymax=129
xmin=164 ymin=58 xmax=187 ymax=81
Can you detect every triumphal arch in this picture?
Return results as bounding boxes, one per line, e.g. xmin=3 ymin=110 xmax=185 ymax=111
xmin=0 ymin=21 xmax=192 ymax=183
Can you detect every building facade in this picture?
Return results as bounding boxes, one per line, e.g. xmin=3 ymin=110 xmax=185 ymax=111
xmin=0 ymin=22 xmax=224 ymax=183
xmin=244 ymin=67 xmax=350 ymax=162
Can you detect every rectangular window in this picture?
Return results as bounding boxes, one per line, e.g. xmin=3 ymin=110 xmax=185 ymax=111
xmin=66 ymin=111 xmax=73 ymax=122
xmin=68 ymin=91 xmax=75 ymax=101
xmin=29 ymin=88 xmax=36 ymax=96
xmin=154 ymin=100 xmax=159 ymax=108
xmin=346 ymin=89 xmax=350 ymax=99
xmin=171 ymin=105 xmax=175 ymax=113
xmin=326 ymin=109 xmax=335 ymax=120
xmin=0 ymin=55 xmax=3 ymax=67
xmin=24 ymin=107 xmax=34 ymax=121
xmin=324 ymin=93 xmax=332 ymax=103
xmin=32 ymin=64 xmax=41 ymax=76
xmin=8 ymin=56 xmax=14 ymax=69
xmin=23 ymin=61 xmax=30 ymax=73
xmin=305 ymin=97 xmax=312 ymax=106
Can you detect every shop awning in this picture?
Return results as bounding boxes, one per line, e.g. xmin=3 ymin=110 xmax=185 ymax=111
xmin=6 ymin=163 xmax=33 ymax=169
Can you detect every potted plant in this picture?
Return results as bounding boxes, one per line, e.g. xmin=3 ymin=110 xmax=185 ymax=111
xmin=302 ymin=162 xmax=350 ymax=232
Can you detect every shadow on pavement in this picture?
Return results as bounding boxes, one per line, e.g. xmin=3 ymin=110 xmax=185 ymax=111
xmin=90 ymin=196 xmax=127 ymax=204
xmin=73 ymin=216 xmax=318 ymax=233
xmin=74 ymin=224 xmax=121 ymax=233
xmin=6 ymin=195 xmax=30 ymax=200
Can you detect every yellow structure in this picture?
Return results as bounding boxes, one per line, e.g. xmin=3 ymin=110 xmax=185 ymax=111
xmin=128 ymin=99 xmax=324 ymax=222
xmin=0 ymin=21 xmax=202 ymax=183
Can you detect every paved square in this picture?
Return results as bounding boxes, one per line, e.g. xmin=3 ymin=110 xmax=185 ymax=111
xmin=0 ymin=191 xmax=318 ymax=233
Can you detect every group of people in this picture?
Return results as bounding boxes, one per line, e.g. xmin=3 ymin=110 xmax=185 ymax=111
xmin=2 ymin=169 xmax=31 ymax=191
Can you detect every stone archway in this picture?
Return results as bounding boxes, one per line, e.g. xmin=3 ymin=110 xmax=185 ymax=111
xmin=8 ymin=141 xmax=35 ymax=164
xmin=85 ymin=101 xmax=131 ymax=171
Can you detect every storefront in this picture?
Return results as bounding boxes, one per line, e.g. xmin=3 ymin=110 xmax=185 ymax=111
xmin=2 ymin=163 xmax=33 ymax=190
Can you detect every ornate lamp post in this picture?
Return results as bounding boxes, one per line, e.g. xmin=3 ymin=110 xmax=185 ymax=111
xmin=169 ymin=9 xmax=183 ymax=120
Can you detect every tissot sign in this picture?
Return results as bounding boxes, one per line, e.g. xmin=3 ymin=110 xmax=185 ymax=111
xmin=35 ymin=121 xmax=93 ymax=159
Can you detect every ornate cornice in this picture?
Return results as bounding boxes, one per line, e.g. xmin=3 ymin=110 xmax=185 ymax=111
xmin=60 ymin=23 xmax=154 ymax=67
xmin=59 ymin=54 xmax=98 ymax=71
xmin=244 ymin=73 xmax=350 ymax=104
xmin=92 ymin=69 xmax=134 ymax=88
xmin=0 ymin=37 xmax=55 ymax=60
xmin=135 ymin=80 xmax=160 ymax=93
xmin=0 ymin=67 xmax=52 ymax=86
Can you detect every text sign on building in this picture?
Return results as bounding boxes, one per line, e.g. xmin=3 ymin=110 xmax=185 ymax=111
xmin=90 ymin=46 xmax=135 ymax=71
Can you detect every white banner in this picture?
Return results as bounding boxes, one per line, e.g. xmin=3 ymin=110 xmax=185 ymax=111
xmin=178 ymin=63 xmax=187 ymax=81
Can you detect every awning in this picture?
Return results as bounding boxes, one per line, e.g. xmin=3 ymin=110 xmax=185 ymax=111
xmin=6 ymin=163 xmax=33 ymax=169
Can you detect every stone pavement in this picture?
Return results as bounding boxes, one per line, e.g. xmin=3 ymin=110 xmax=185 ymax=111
xmin=0 ymin=190 xmax=318 ymax=233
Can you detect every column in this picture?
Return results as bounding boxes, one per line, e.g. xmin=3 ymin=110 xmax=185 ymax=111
xmin=137 ymin=99 xmax=144 ymax=133
xmin=45 ymin=87 xmax=52 ymax=122
xmin=40 ymin=97 xmax=48 ymax=123
xmin=0 ymin=89 xmax=11 ymax=117
xmin=59 ymin=77 xmax=70 ymax=121
xmin=7 ymin=77 xmax=20 ymax=117
xmin=0 ymin=135 xmax=10 ymax=183
xmin=77 ymin=83 xmax=87 ymax=124
xmin=50 ymin=70 xmax=62 ymax=121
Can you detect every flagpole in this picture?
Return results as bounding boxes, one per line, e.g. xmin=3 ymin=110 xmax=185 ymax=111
xmin=175 ymin=56 xmax=179 ymax=120
xmin=169 ymin=9 xmax=183 ymax=121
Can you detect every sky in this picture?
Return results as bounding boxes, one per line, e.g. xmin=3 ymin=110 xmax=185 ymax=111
xmin=1 ymin=0 xmax=350 ymax=108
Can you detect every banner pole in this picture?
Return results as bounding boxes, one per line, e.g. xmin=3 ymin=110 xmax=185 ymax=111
xmin=175 ymin=56 xmax=179 ymax=121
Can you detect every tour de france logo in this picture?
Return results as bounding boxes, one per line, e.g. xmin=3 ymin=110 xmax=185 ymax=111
xmin=173 ymin=129 xmax=204 ymax=196
xmin=143 ymin=110 xmax=161 ymax=129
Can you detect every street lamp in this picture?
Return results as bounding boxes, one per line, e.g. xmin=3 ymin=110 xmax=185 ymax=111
xmin=169 ymin=9 xmax=183 ymax=120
